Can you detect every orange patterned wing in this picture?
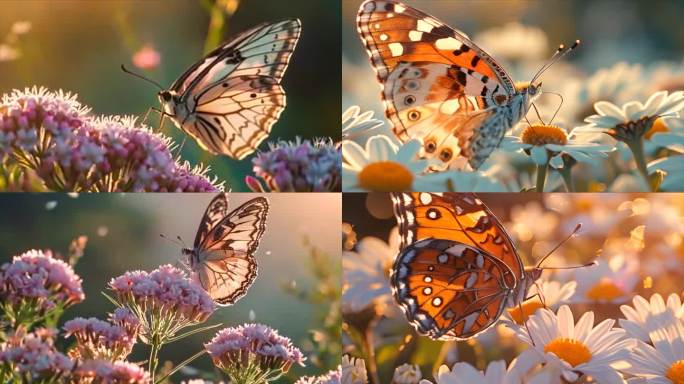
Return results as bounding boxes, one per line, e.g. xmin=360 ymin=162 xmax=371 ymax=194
xmin=390 ymin=238 xmax=511 ymax=340
xmin=357 ymin=1 xmax=517 ymax=169
xmin=391 ymin=192 xmax=523 ymax=288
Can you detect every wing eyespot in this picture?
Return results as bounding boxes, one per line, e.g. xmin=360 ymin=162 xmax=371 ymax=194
xmin=424 ymin=139 xmax=437 ymax=153
xmin=404 ymin=95 xmax=416 ymax=105
xmin=408 ymin=110 xmax=421 ymax=121
xmin=439 ymin=149 xmax=453 ymax=162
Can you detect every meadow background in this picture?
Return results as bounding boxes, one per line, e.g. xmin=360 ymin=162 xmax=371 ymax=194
xmin=0 ymin=0 xmax=341 ymax=191
xmin=0 ymin=193 xmax=342 ymax=382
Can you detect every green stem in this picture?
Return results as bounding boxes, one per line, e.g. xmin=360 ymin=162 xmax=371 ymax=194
xmin=625 ymin=139 xmax=653 ymax=191
xmin=535 ymin=162 xmax=549 ymax=192
xmin=154 ymin=350 xmax=206 ymax=384
xmin=148 ymin=338 xmax=161 ymax=382
xmin=559 ymin=167 xmax=574 ymax=192
xmin=363 ymin=327 xmax=380 ymax=384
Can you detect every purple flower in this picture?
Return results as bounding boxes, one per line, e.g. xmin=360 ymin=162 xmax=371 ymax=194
xmin=295 ymin=367 xmax=342 ymax=384
xmin=0 ymin=249 xmax=84 ymax=326
xmin=205 ymin=323 xmax=305 ymax=382
xmin=71 ymin=359 xmax=150 ymax=383
xmin=0 ymin=87 xmax=223 ymax=192
xmin=0 ymin=327 xmax=74 ymax=382
xmin=108 ymin=265 xmax=215 ymax=344
xmin=63 ymin=313 xmax=138 ymax=361
xmin=247 ymin=138 xmax=341 ymax=192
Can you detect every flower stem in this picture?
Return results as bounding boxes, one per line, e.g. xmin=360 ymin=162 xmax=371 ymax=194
xmin=625 ymin=139 xmax=653 ymax=191
xmin=536 ymin=162 xmax=549 ymax=192
xmin=154 ymin=349 xmax=206 ymax=384
xmin=559 ymin=167 xmax=574 ymax=192
xmin=148 ymin=337 xmax=161 ymax=382
xmin=362 ymin=327 xmax=381 ymax=384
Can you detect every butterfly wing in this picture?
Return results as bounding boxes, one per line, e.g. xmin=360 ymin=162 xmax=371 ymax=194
xmin=391 ymin=238 xmax=511 ymax=340
xmin=172 ymin=19 xmax=301 ymax=159
xmin=194 ymin=197 xmax=269 ymax=305
xmin=193 ymin=193 xmax=229 ymax=248
xmin=391 ymin=192 xmax=523 ymax=288
xmin=357 ymin=0 xmax=515 ymax=169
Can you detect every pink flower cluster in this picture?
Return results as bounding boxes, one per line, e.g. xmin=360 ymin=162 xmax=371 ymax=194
xmin=205 ymin=323 xmax=305 ymax=375
xmin=63 ymin=309 xmax=140 ymax=361
xmin=0 ymin=87 xmax=222 ymax=192
xmin=71 ymin=359 xmax=150 ymax=383
xmin=108 ymin=265 xmax=215 ymax=341
xmin=295 ymin=368 xmax=342 ymax=384
xmin=0 ymin=249 xmax=84 ymax=322
xmin=0 ymin=328 xmax=74 ymax=382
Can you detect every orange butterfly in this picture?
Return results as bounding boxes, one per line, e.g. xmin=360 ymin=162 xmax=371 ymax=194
xmin=390 ymin=192 xmax=584 ymax=340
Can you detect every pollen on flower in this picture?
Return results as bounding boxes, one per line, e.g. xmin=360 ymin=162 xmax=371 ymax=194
xmin=544 ymin=338 xmax=592 ymax=367
xmin=585 ymin=279 xmax=624 ymax=301
xmin=507 ymin=300 xmax=545 ymax=324
xmin=358 ymin=161 xmax=413 ymax=191
xmin=521 ymin=125 xmax=568 ymax=146
xmin=666 ymin=360 xmax=684 ymax=384
xmin=644 ymin=117 xmax=670 ymax=140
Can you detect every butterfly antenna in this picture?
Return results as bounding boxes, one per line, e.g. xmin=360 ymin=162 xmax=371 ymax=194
xmin=160 ymin=233 xmax=182 ymax=247
xmin=531 ymin=40 xmax=580 ymax=84
xmin=176 ymin=235 xmax=188 ymax=248
xmin=121 ymin=64 xmax=165 ymax=91
xmin=530 ymin=102 xmax=546 ymax=125
xmin=544 ymin=92 xmax=565 ymax=124
xmin=535 ymin=223 xmax=583 ymax=268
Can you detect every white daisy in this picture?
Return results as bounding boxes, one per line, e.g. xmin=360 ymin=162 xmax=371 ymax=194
xmin=393 ymin=364 xmax=422 ymax=384
xmin=415 ymin=169 xmax=508 ymax=192
xmin=342 ymin=227 xmax=400 ymax=313
xmin=623 ymin=321 xmax=684 ymax=383
xmin=514 ymin=305 xmax=635 ymax=384
xmin=342 ymin=135 xmax=434 ymax=192
xmin=502 ymin=124 xmax=614 ymax=167
xmin=576 ymin=91 xmax=684 ymax=144
xmin=572 ymin=254 xmax=639 ymax=304
xmin=620 ymin=293 xmax=684 ymax=342
xmin=342 ymin=355 xmax=368 ymax=384
xmin=505 ymin=280 xmax=577 ymax=325
xmin=418 ymin=349 xmax=546 ymax=384
xmin=342 ymin=105 xmax=384 ymax=139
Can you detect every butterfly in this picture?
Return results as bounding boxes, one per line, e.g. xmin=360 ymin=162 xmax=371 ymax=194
xmin=151 ymin=19 xmax=301 ymax=160
xmin=390 ymin=192 xmax=544 ymax=340
xmin=182 ymin=193 xmax=269 ymax=305
xmin=357 ymin=1 xmax=577 ymax=170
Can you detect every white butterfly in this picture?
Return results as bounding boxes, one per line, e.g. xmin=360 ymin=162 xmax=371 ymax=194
xmin=182 ymin=193 xmax=269 ymax=305
xmin=127 ymin=19 xmax=301 ymax=160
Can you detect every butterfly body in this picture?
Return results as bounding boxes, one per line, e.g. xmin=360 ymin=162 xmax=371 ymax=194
xmin=391 ymin=192 xmax=541 ymax=340
xmin=187 ymin=194 xmax=269 ymax=305
xmin=158 ymin=19 xmax=301 ymax=160
xmin=358 ymin=1 xmax=541 ymax=170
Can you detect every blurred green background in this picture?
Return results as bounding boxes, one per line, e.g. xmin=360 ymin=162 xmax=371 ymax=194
xmin=0 ymin=0 xmax=341 ymax=191
xmin=0 ymin=193 xmax=341 ymax=381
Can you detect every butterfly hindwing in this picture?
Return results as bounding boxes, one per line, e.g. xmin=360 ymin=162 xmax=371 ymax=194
xmin=391 ymin=238 xmax=510 ymax=340
xmin=196 ymin=251 xmax=257 ymax=306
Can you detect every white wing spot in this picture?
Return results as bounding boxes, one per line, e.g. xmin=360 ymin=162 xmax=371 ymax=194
xmin=395 ymin=4 xmax=406 ymax=12
xmin=435 ymin=37 xmax=463 ymax=51
xmin=423 ymin=287 xmax=432 ymax=295
xmin=423 ymin=276 xmax=433 ymax=283
xmin=416 ymin=19 xmax=434 ymax=33
xmin=440 ymin=99 xmax=460 ymax=115
xmin=466 ymin=272 xmax=478 ymax=288
xmin=379 ymin=33 xmax=389 ymax=41
xmin=438 ymin=254 xmax=449 ymax=264
xmin=419 ymin=193 xmax=432 ymax=204
xmin=408 ymin=30 xmax=423 ymax=41
xmin=388 ymin=43 xmax=404 ymax=57
xmin=476 ymin=254 xmax=485 ymax=268
xmin=432 ymin=297 xmax=443 ymax=307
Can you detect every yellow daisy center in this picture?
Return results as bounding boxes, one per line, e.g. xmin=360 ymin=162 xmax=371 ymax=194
xmin=644 ymin=117 xmax=670 ymax=140
xmin=544 ymin=338 xmax=592 ymax=367
xmin=667 ymin=360 xmax=684 ymax=384
xmin=508 ymin=300 xmax=545 ymax=324
xmin=585 ymin=279 xmax=624 ymax=301
xmin=521 ymin=125 xmax=568 ymax=146
xmin=358 ymin=161 xmax=413 ymax=191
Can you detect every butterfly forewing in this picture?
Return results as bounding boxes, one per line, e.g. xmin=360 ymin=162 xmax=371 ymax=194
xmin=169 ymin=19 xmax=301 ymax=159
xmin=391 ymin=238 xmax=511 ymax=340
xmin=391 ymin=192 xmax=522 ymax=287
xmin=357 ymin=0 xmax=520 ymax=169
xmin=192 ymin=196 xmax=269 ymax=305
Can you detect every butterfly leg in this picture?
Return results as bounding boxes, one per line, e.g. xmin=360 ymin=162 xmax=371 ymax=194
xmin=140 ymin=107 xmax=163 ymax=127
xmin=518 ymin=300 xmax=536 ymax=347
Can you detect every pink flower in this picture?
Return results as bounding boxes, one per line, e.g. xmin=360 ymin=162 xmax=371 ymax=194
xmin=0 ymin=327 xmax=74 ymax=382
xmin=205 ymin=323 xmax=306 ymax=382
xmin=108 ymin=265 xmax=215 ymax=344
xmin=63 ymin=312 xmax=138 ymax=361
xmin=0 ymin=87 xmax=223 ymax=192
xmin=71 ymin=360 xmax=150 ymax=383
xmin=0 ymin=249 xmax=84 ymax=326
xmin=132 ymin=45 xmax=161 ymax=70
xmin=295 ymin=368 xmax=342 ymax=384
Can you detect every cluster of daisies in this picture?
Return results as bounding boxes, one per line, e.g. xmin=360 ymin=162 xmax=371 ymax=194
xmin=343 ymin=21 xmax=684 ymax=192
xmin=342 ymin=194 xmax=684 ymax=383
xmin=0 ymin=246 xmax=335 ymax=383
